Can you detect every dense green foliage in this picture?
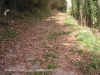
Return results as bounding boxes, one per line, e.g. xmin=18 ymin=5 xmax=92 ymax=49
xmin=0 ymin=0 xmax=67 ymax=12
xmin=49 ymin=0 xmax=67 ymax=12
xmin=76 ymin=31 xmax=100 ymax=75
xmin=71 ymin=0 xmax=100 ymax=28
xmin=77 ymin=32 xmax=100 ymax=51
xmin=65 ymin=15 xmax=100 ymax=75
xmin=2 ymin=0 xmax=48 ymax=11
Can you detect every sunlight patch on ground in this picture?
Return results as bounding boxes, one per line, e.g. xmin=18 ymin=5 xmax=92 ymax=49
xmin=45 ymin=13 xmax=68 ymax=25
xmin=65 ymin=14 xmax=100 ymax=75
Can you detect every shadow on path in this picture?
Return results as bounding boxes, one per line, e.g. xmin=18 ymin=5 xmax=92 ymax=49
xmin=0 ymin=12 xmax=82 ymax=75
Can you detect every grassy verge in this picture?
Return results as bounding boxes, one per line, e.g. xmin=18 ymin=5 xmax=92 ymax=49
xmin=48 ymin=31 xmax=70 ymax=39
xmin=2 ymin=28 xmax=17 ymax=40
xmin=65 ymin=15 xmax=100 ymax=75
xmin=76 ymin=31 xmax=100 ymax=75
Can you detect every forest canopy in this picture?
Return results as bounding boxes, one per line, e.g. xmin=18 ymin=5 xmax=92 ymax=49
xmin=0 ymin=0 xmax=67 ymax=12
xmin=71 ymin=0 xmax=100 ymax=28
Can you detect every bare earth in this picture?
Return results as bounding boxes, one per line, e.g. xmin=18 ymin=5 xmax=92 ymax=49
xmin=0 ymin=12 xmax=83 ymax=75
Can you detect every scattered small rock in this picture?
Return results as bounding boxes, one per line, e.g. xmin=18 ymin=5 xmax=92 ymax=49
xmin=25 ymin=57 xmax=36 ymax=61
xmin=80 ymin=30 xmax=87 ymax=32
xmin=59 ymin=54 xmax=65 ymax=59
xmin=46 ymin=44 xmax=54 ymax=48
xmin=31 ymin=37 xmax=37 ymax=40
xmin=64 ymin=52 xmax=69 ymax=56
xmin=58 ymin=62 xmax=68 ymax=69
xmin=70 ymin=58 xmax=77 ymax=62
xmin=9 ymin=49 xmax=13 ymax=52
xmin=6 ymin=54 xmax=17 ymax=58
xmin=16 ymin=45 xmax=20 ymax=48
xmin=28 ymin=51 xmax=37 ymax=55
xmin=62 ymin=43 xmax=69 ymax=46
xmin=53 ymin=69 xmax=75 ymax=75
xmin=30 ymin=65 xmax=40 ymax=70
xmin=77 ymin=46 xmax=84 ymax=50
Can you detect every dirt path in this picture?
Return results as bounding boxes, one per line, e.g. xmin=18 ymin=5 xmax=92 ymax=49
xmin=0 ymin=12 xmax=82 ymax=75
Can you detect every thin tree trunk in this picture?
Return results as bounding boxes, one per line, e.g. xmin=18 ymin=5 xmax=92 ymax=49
xmin=0 ymin=0 xmax=4 ymax=12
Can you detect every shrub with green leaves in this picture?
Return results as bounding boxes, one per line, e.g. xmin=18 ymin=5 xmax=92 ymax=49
xmin=49 ymin=0 xmax=67 ymax=12
xmin=77 ymin=32 xmax=100 ymax=51
xmin=2 ymin=29 xmax=17 ymax=40
xmin=76 ymin=31 xmax=100 ymax=75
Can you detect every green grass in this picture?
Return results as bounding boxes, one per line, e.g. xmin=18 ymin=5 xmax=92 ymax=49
xmin=2 ymin=28 xmax=17 ymax=40
xmin=45 ymin=50 xmax=59 ymax=59
xmin=48 ymin=33 xmax=56 ymax=39
xmin=75 ymin=52 xmax=100 ymax=75
xmin=34 ymin=72 xmax=42 ymax=75
xmin=27 ymin=72 xmax=32 ymax=75
xmin=38 ymin=37 xmax=43 ymax=41
xmin=77 ymin=32 xmax=100 ymax=51
xmin=65 ymin=16 xmax=74 ymax=25
xmin=31 ymin=58 xmax=42 ymax=65
xmin=45 ymin=52 xmax=57 ymax=59
xmin=0 ymin=54 xmax=4 ymax=60
xmin=0 ymin=38 xmax=3 ymax=43
xmin=5 ymin=73 xmax=11 ymax=75
xmin=65 ymin=15 xmax=100 ymax=75
xmin=0 ymin=28 xmax=17 ymax=42
xmin=27 ymin=71 xmax=51 ymax=75
xmin=48 ymin=31 xmax=68 ymax=39
xmin=44 ymin=50 xmax=58 ymax=71
xmin=65 ymin=16 xmax=83 ymax=31
xmin=76 ymin=31 xmax=100 ymax=75
xmin=47 ymin=64 xmax=58 ymax=70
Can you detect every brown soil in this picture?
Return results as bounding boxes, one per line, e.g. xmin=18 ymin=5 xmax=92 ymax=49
xmin=0 ymin=12 xmax=83 ymax=75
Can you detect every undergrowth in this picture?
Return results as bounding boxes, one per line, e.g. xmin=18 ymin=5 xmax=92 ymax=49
xmin=65 ymin=15 xmax=100 ymax=75
xmin=2 ymin=28 xmax=17 ymax=40
xmin=44 ymin=50 xmax=59 ymax=71
xmin=23 ymin=7 xmax=52 ymax=19
xmin=77 ymin=32 xmax=100 ymax=51
xmin=76 ymin=32 xmax=100 ymax=75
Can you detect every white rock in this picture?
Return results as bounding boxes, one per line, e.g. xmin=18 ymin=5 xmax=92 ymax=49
xmin=6 ymin=54 xmax=17 ymax=58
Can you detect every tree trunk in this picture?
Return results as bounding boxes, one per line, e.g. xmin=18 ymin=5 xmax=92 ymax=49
xmin=0 ymin=0 xmax=4 ymax=12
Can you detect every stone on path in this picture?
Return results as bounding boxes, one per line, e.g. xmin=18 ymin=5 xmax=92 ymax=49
xmin=53 ymin=69 xmax=68 ymax=75
xmin=58 ymin=62 xmax=68 ymax=69
xmin=53 ymin=69 xmax=75 ymax=75
xmin=46 ymin=44 xmax=54 ymax=48
xmin=25 ymin=57 xmax=36 ymax=61
xmin=6 ymin=54 xmax=17 ymax=58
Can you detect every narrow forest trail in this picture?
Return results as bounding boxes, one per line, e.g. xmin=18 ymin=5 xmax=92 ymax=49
xmin=0 ymin=12 xmax=83 ymax=75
